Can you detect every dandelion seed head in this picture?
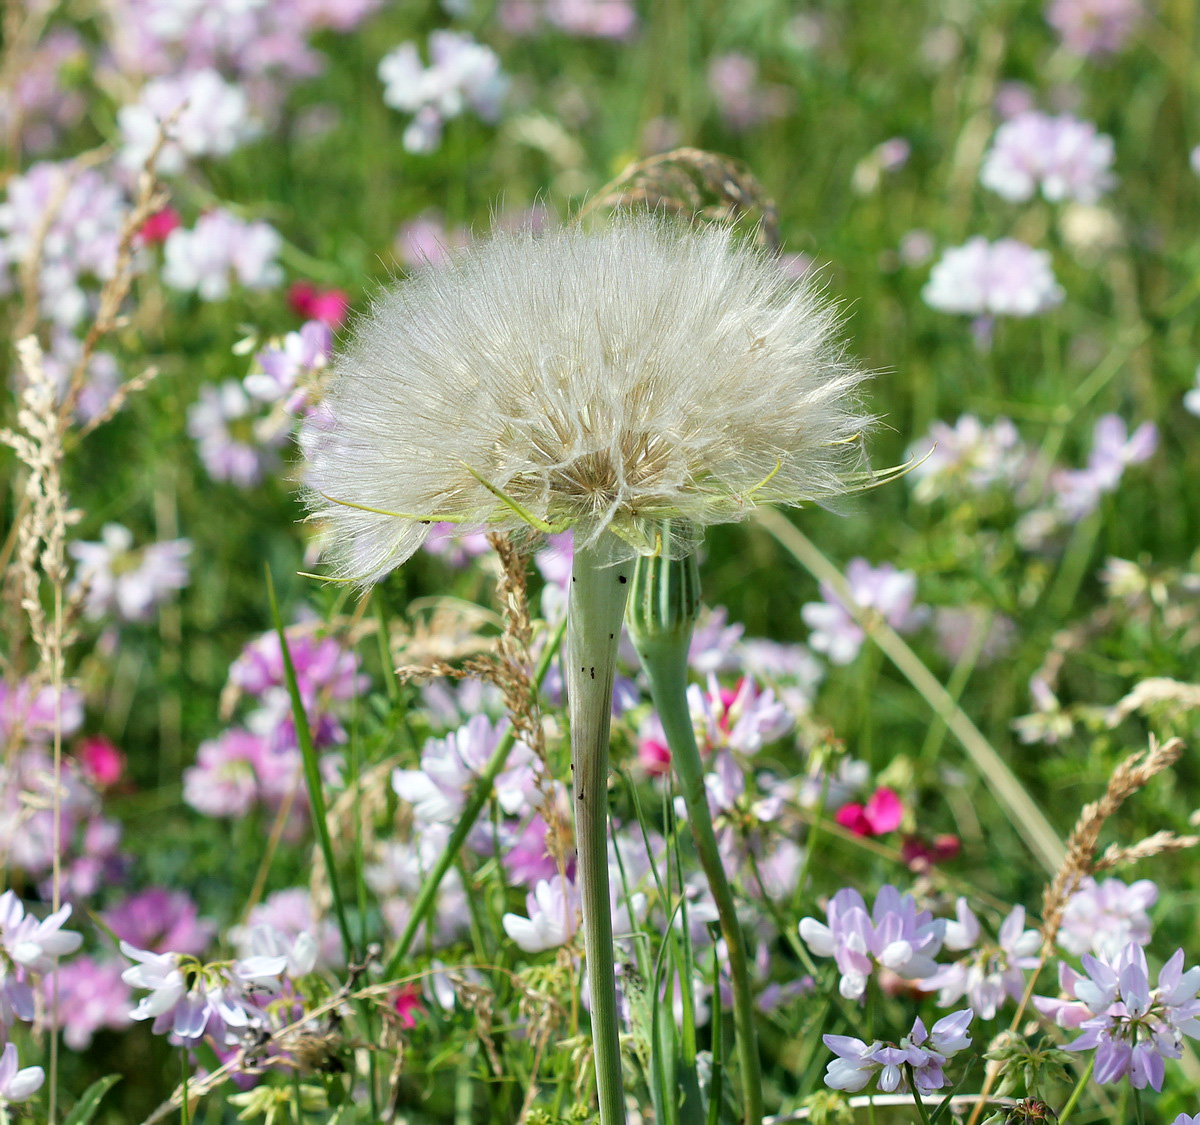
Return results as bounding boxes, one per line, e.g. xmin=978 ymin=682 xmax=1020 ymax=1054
xmin=303 ymin=214 xmax=871 ymax=582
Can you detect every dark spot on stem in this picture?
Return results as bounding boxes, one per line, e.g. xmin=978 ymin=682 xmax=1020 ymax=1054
xmin=590 ymin=667 xmax=595 ymax=679
xmin=609 ymin=633 xmax=614 ymax=640
xmin=618 ymin=574 xmax=627 ymax=584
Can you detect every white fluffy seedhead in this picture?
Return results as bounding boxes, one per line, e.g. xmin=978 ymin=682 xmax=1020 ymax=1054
xmin=302 ymin=214 xmax=872 ymax=582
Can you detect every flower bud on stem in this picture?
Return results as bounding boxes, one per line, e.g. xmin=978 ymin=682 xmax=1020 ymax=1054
xmin=568 ymin=536 xmax=632 ymax=1125
xmin=628 ymin=525 xmax=764 ymax=1125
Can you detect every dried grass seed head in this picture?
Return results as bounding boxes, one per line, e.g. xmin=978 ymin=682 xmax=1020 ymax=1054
xmin=303 ymin=213 xmax=872 ymax=582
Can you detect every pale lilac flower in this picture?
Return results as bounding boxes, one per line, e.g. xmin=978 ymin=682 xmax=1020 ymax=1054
xmin=1059 ymin=877 xmax=1157 ymax=957
xmin=0 ymin=162 xmax=128 ymax=326
xmin=1051 ymin=415 xmax=1157 ymax=521
xmin=502 ymin=876 xmax=580 ymax=953
xmin=421 ymin=524 xmax=492 ymax=567
xmin=922 ymin=900 xmax=1040 ymax=1019
xmin=995 ymin=81 xmax=1037 ymax=119
xmin=370 ymin=832 xmax=472 ymax=946
xmin=800 ymin=885 xmax=946 ymax=1001
xmin=824 ymin=1009 xmax=973 ymax=1094
xmin=68 ymin=524 xmax=191 ymax=622
xmin=394 ymin=212 xmax=468 ymax=269
xmin=118 ymin=68 xmax=257 ymax=173
xmin=687 ymin=606 xmax=745 ymax=674
xmin=0 ymin=892 xmax=82 ymax=974
xmin=908 ymin=414 xmax=1027 ymax=502
xmin=245 ymin=320 xmax=333 ymax=412
xmin=736 ymin=638 xmax=824 ymax=716
xmin=0 ymin=28 xmax=87 ymax=153
xmin=378 ymin=31 xmax=507 ymax=153
xmin=923 ymin=237 xmax=1064 ymax=318
xmin=0 ymin=1043 xmax=43 ymax=1104
xmin=502 ymin=0 xmax=637 ymax=37
xmin=234 ymin=923 xmax=317 ymax=981
xmin=707 ymin=53 xmax=787 ymax=130
xmin=803 ymin=559 xmax=927 ymax=665
xmin=1047 ymin=0 xmax=1143 ymax=56
xmin=688 ymin=674 xmax=792 ymax=756
xmin=163 ymin=210 xmax=283 ymax=299
xmin=933 ymin=607 xmax=1017 ymax=665
xmin=182 ymin=728 xmax=263 ymax=818
xmin=1171 ymin=1116 xmax=1200 ymax=1125
xmin=187 ymin=381 xmax=282 ymax=486
xmin=39 ymin=328 xmax=122 ymax=423
xmin=0 ymin=680 xmax=83 ymax=746
xmin=43 ymin=956 xmax=132 ymax=1049
xmin=899 ymin=230 xmax=936 ymax=267
xmin=1054 ymin=943 xmax=1200 ymax=1090
xmin=392 ymin=716 xmax=534 ymax=823
xmin=230 ymin=888 xmax=342 ymax=971
xmin=105 ymin=888 xmax=215 ymax=956
xmin=981 ymin=112 xmax=1115 ymax=204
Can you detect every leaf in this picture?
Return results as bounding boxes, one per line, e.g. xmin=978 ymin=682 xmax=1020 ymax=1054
xmin=63 ymin=1075 xmax=122 ymax=1125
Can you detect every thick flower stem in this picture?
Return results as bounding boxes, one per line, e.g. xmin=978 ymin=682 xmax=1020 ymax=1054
xmin=567 ymin=539 xmax=632 ymax=1125
xmin=628 ymin=545 xmax=764 ymax=1125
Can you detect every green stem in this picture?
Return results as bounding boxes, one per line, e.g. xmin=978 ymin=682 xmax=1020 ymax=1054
xmin=1056 ymin=1055 xmax=1094 ymax=1125
xmin=904 ymin=1066 xmax=933 ymax=1125
xmin=629 ymin=545 xmax=763 ymax=1125
xmin=382 ymin=615 xmax=567 ymax=978
xmin=568 ymin=538 xmax=632 ymax=1125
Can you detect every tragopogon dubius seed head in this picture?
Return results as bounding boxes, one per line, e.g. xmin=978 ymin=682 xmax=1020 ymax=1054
xmin=301 ymin=214 xmax=872 ymax=582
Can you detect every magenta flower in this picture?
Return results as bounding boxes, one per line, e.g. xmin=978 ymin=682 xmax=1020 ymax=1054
xmin=288 ymin=281 xmax=350 ymax=327
xmin=182 ymin=728 xmax=263 ymax=818
xmin=688 ymin=674 xmax=792 ymax=756
xmin=835 ymin=787 xmax=903 ymax=838
xmin=105 ymin=888 xmax=215 ymax=957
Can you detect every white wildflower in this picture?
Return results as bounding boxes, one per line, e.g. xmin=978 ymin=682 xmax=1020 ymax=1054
xmin=302 ymin=214 xmax=870 ymax=582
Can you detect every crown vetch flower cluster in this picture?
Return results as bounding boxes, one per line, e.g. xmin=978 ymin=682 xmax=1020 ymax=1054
xmin=981 ymin=111 xmax=1115 ymax=204
xmin=922 ymin=900 xmax=1041 ymax=1020
xmin=824 ymin=1008 xmax=974 ymax=1094
xmin=302 ymin=215 xmax=870 ymax=583
xmin=1035 ymin=941 xmax=1200 ymax=1090
xmin=800 ymin=885 xmax=946 ymax=1001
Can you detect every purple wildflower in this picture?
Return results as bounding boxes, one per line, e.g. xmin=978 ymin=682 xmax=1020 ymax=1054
xmin=392 ymin=716 xmax=535 ymax=824
xmin=187 ymin=381 xmax=284 ymax=486
xmin=0 ymin=1043 xmax=43 ymax=1105
xmin=244 ymin=320 xmax=333 ymax=414
xmin=105 ymin=888 xmax=216 ymax=957
xmin=908 ymin=414 xmax=1027 ymax=502
xmin=799 ymin=885 xmax=947 ymax=1001
xmin=502 ymin=876 xmax=580 ymax=953
xmin=922 ymin=900 xmax=1041 ymax=1019
xmin=802 ymin=558 xmax=927 ymax=665
xmin=823 ymin=1008 xmax=973 ymax=1094
xmin=42 ymin=956 xmax=132 ymax=1049
xmin=1053 ymin=942 xmax=1200 ymax=1090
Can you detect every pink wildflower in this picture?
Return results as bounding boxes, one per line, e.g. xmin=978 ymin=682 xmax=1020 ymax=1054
xmin=835 ymin=787 xmax=903 ymax=837
xmin=288 ymin=281 xmax=350 ymax=326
